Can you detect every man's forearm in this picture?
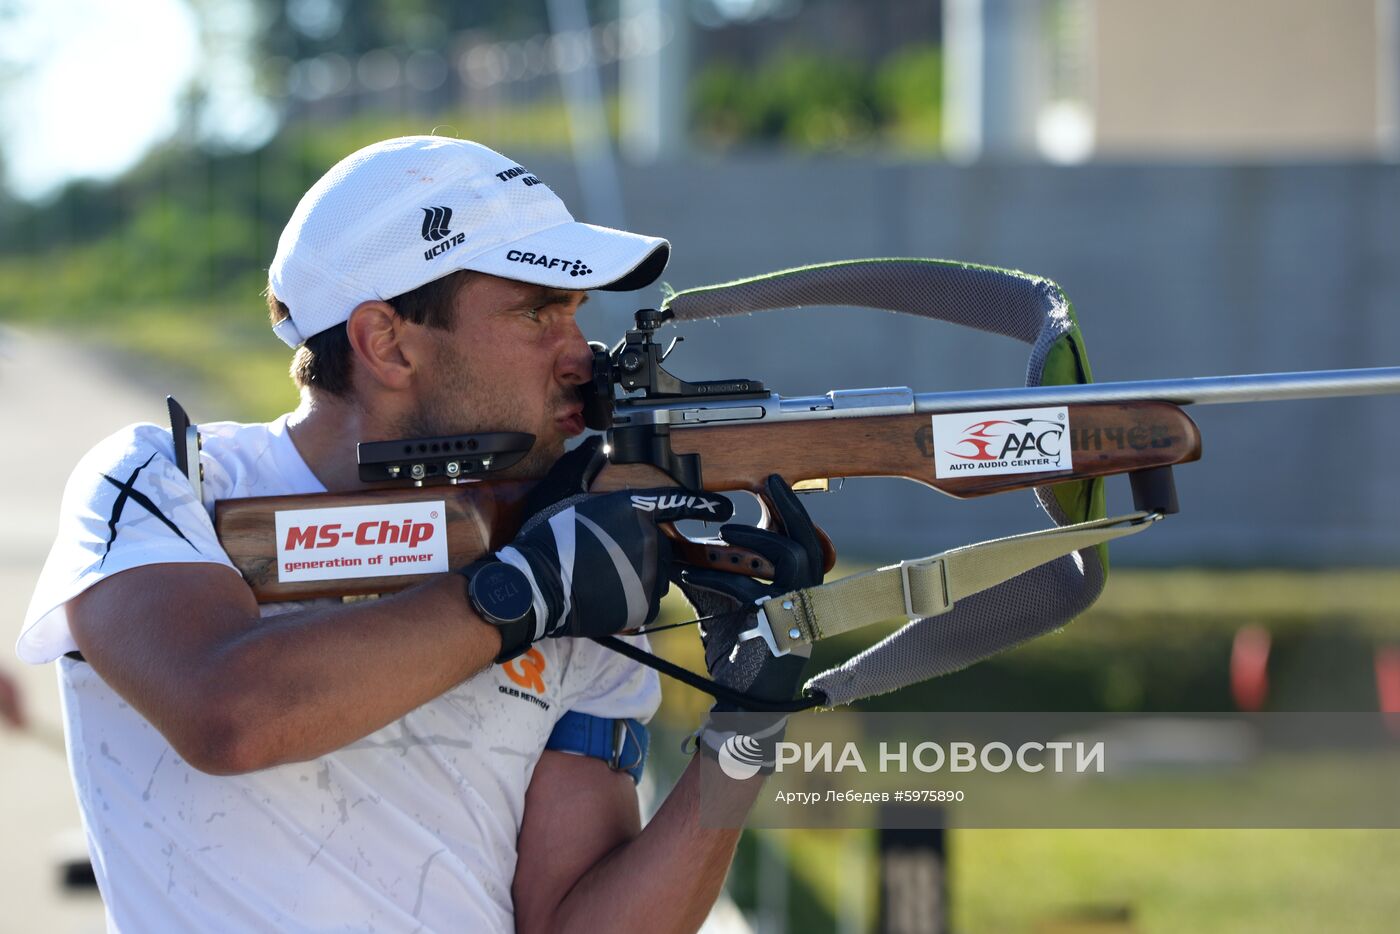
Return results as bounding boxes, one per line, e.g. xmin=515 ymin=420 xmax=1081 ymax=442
xmin=199 ymin=574 xmax=502 ymax=772
xmin=549 ymin=753 xmax=761 ymax=934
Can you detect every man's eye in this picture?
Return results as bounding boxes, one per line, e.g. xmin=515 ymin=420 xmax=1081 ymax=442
xmin=523 ymin=307 xmax=542 ymax=322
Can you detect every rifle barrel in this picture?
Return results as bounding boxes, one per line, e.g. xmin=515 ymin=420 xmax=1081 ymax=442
xmin=620 ymin=366 xmax=1400 ymax=427
xmin=911 ymin=366 xmax=1400 ymax=414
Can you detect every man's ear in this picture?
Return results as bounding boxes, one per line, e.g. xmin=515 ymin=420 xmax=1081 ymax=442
xmin=345 ymin=300 xmax=417 ymax=391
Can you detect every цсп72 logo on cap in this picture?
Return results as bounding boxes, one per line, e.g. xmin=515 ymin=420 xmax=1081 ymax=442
xmin=422 ymin=205 xmax=466 ymax=261
xmin=421 ymin=206 xmax=453 ymax=241
xmin=931 ymin=407 xmax=1073 ymax=478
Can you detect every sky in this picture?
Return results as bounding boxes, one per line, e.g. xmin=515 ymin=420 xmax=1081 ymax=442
xmin=0 ymin=0 xmax=202 ymax=200
xmin=0 ymin=0 xmax=802 ymax=202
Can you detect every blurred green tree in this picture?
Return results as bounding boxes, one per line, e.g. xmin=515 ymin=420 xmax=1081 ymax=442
xmin=873 ymin=44 xmax=941 ymax=149
xmin=692 ymin=42 xmax=941 ymax=153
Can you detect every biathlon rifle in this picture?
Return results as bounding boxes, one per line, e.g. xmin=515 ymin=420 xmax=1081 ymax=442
xmin=195 ymin=260 xmax=1400 ymax=709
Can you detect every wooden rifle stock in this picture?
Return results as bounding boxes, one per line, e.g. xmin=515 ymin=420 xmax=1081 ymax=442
xmin=215 ymin=402 xmax=1200 ymax=603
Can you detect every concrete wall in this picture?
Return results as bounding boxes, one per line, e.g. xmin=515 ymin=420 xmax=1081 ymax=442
xmin=529 ymin=156 xmax=1400 ymax=566
xmin=1091 ymin=0 xmax=1385 ymax=157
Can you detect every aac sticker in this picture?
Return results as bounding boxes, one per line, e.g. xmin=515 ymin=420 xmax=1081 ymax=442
xmin=931 ymin=406 xmax=1072 ymax=479
xmin=274 ymin=500 xmax=449 ymax=583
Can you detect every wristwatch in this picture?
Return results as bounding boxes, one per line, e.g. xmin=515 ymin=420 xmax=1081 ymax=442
xmin=459 ymin=559 xmax=536 ymax=662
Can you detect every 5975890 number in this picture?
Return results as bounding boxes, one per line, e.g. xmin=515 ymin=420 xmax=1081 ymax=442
xmin=892 ymin=790 xmax=965 ymax=803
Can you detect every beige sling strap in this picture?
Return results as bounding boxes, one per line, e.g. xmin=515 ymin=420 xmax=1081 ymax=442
xmin=745 ymin=511 xmax=1161 ymax=656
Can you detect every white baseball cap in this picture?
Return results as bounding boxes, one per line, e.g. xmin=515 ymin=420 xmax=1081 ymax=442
xmin=268 ymin=135 xmax=670 ymax=347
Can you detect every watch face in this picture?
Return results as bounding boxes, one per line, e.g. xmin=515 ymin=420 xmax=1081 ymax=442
xmin=471 ymin=562 xmax=533 ymax=626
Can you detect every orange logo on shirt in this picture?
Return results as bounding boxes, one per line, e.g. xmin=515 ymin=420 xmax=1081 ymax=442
xmin=501 ymin=647 xmax=547 ymax=694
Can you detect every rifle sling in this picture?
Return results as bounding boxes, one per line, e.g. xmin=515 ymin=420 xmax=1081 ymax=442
xmin=759 ymin=511 xmax=1161 ymax=655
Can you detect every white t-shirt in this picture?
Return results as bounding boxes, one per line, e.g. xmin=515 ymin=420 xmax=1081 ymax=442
xmin=18 ymin=415 xmax=661 ymax=933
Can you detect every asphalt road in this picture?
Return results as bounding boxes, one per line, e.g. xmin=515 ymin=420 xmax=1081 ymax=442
xmin=0 ymin=326 xmax=199 ymax=934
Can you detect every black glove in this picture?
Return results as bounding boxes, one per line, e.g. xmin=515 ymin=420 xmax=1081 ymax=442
xmin=464 ymin=437 xmax=735 ymax=655
xmin=678 ymin=474 xmax=826 ymax=713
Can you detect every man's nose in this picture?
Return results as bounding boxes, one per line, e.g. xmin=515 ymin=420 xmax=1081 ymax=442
xmin=555 ymin=320 xmax=594 ymax=385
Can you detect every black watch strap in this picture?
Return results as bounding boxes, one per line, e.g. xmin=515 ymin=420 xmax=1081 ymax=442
xmin=491 ymin=615 xmax=535 ymax=663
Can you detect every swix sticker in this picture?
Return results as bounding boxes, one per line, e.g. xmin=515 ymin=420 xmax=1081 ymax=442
xmin=274 ymin=501 xmax=449 ymax=583
xmin=931 ymin=407 xmax=1073 ymax=478
xmin=629 ymin=493 xmax=725 ymax=514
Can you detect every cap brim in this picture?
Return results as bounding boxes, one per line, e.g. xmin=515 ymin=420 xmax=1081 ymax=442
xmin=463 ymin=221 xmax=669 ymax=293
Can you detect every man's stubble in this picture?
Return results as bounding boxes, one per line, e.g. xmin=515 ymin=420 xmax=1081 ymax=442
xmin=400 ymin=337 xmax=570 ymax=480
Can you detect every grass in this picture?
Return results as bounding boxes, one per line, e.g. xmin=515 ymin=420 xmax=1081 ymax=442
xmin=736 ymin=825 xmax=1400 ymax=933
xmin=63 ymin=302 xmax=301 ymax=421
xmin=1092 ymin=568 xmax=1400 ymax=624
xmin=953 ymin=828 xmax=1400 ymax=933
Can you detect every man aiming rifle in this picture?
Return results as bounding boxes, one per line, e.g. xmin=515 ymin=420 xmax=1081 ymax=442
xmin=16 ymin=136 xmax=815 ymax=932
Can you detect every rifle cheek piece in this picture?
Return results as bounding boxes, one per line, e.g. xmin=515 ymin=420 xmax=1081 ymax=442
xmin=356 ymin=432 xmax=535 ymax=486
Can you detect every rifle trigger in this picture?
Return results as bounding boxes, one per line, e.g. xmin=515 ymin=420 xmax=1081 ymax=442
xmin=792 ymin=478 xmax=832 ymax=494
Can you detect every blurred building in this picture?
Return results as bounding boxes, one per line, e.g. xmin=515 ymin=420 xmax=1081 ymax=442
xmin=1094 ymin=0 xmax=1389 ymax=158
xmin=950 ymin=0 xmax=1397 ymax=161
